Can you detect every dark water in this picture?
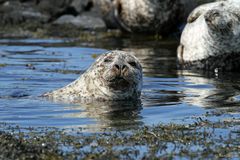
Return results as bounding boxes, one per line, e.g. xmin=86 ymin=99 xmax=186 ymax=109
xmin=0 ymin=38 xmax=240 ymax=132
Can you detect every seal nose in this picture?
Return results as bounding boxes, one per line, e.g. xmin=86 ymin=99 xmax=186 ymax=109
xmin=114 ymin=64 xmax=127 ymax=71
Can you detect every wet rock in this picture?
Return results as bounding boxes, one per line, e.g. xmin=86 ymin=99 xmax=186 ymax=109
xmin=53 ymin=14 xmax=106 ymax=30
xmin=0 ymin=27 xmax=33 ymax=38
xmin=53 ymin=14 xmax=75 ymax=24
xmin=19 ymin=0 xmax=36 ymax=2
xmin=70 ymin=0 xmax=94 ymax=13
xmin=95 ymin=0 xmax=199 ymax=35
xmin=0 ymin=131 xmax=60 ymax=160
xmin=0 ymin=0 xmax=5 ymax=4
xmin=0 ymin=0 xmax=212 ymax=37
xmin=0 ymin=1 xmax=49 ymax=25
xmin=36 ymin=0 xmax=78 ymax=19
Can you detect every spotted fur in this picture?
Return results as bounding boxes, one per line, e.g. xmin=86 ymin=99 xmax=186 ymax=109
xmin=178 ymin=0 xmax=240 ymax=71
xmin=113 ymin=0 xmax=189 ymax=34
xmin=42 ymin=50 xmax=143 ymax=102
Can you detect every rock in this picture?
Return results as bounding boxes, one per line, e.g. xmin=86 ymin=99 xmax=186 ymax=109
xmin=0 ymin=131 xmax=60 ymax=160
xmin=0 ymin=0 xmax=6 ymax=4
xmin=36 ymin=0 xmax=76 ymax=19
xmin=19 ymin=0 xmax=35 ymax=2
xmin=70 ymin=0 xmax=94 ymax=13
xmin=53 ymin=14 xmax=106 ymax=30
xmin=53 ymin=14 xmax=75 ymax=24
xmin=0 ymin=1 xmax=49 ymax=25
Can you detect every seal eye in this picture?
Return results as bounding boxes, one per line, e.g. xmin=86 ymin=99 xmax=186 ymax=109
xmin=104 ymin=58 xmax=113 ymax=63
xmin=128 ymin=61 xmax=137 ymax=67
xmin=212 ymin=11 xmax=220 ymax=18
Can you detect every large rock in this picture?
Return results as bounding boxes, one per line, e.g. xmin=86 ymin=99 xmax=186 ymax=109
xmin=0 ymin=1 xmax=49 ymax=25
xmin=36 ymin=0 xmax=76 ymax=19
xmin=53 ymin=14 xmax=106 ymax=30
xmin=70 ymin=0 xmax=94 ymax=13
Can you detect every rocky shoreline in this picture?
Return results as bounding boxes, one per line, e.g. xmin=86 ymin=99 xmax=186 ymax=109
xmin=0 ymin=0 xmax=213 ymax=38
xmin=0 ymin=110 xmax=239 ymax=159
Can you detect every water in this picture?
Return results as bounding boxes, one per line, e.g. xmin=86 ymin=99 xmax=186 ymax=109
xmin=0 ymin=38 xmax=240 ymax=132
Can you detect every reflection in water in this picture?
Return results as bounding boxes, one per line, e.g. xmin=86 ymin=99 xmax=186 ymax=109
xmin=123 ymin=47 xmax=182 ymax=107
xmin=62 ymin=100 xmax=143 ymax=131
xmin=179 ymin=71 xmax=240 ymax=111
xmin=0 ymin=40 xmax=201 ymax=131
xmin=0 ymin=39 xmax=240 ymax=132
xmin=124 ymin=46 xmax=178 ymax=77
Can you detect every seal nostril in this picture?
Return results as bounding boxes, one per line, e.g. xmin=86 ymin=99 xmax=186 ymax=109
xmin=114 ymin=64 xmax=120 ymax=70
xmin=114 ymin=64 xmax=127 ymax=71
xmin=122 ymin=64 xmax=127 ymax=70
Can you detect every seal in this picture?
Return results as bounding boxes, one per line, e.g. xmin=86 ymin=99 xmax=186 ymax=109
xmin=178 ymin=0 xmax=240 ymax=71
xmin=42 ymin=50 xmax=143 ymax=102
xmin=95 ymin=0 xmax=198 ymax=35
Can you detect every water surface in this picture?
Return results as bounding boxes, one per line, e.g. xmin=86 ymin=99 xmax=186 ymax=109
xmin=0 ymin=38 xmax=240 ymax=132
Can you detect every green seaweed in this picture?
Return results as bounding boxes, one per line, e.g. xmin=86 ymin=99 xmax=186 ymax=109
xmin=0 ymin=64 xmax=7 ymax=67
xmin=0 ymin=112 xmax=239 ymax=159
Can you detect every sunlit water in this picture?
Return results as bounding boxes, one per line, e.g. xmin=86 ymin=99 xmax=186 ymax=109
xmin=0 ymin=38 xmax=240 ymax=132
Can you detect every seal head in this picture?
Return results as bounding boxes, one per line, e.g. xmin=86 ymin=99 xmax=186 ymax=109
xmin=204 ymin=8 xmax=240 ymax=36
xmin=178 ymin=0 xmax=240 ymax=71
xmin=43 ymin=50 xmax=142 ymax=102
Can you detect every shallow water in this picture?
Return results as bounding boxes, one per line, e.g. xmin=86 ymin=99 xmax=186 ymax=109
xmin=0 ymin=38 xmax=240 ymax=132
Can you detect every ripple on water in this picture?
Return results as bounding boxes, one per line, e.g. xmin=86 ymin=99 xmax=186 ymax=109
xmin=0 ymin=39 xmax=240 ymax=132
